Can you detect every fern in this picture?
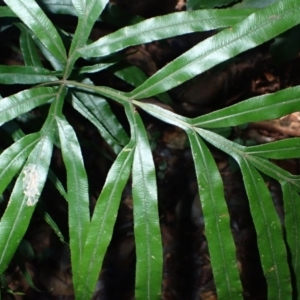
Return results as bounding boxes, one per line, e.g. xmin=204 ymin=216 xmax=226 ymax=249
xmin=0 ymin=0 xmax=299 ymax=299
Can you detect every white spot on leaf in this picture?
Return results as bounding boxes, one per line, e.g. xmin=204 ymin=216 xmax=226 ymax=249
xmin=22 ymin=164 xmax=39 ymax=206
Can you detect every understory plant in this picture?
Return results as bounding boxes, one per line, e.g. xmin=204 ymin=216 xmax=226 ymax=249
xmin=0 ymin=0 xmax=300 ymax=299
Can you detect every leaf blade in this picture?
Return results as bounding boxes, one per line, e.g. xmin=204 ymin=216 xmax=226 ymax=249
xmin=0 ymin=65 xmax=59 ymax=84
xmin=188 ymin=129 xmax=243 ymax=299
xmin=38 ymin=0 xmax=77 ymax=16
xmin=195 ymin=128 xmax=300 ymax=192
xmin=78 ymin=8 xmax=256 ymax=59
xmin=56 ymin=116 xmax=90 ymax=291
xmin=17 ymin=23 xmax=43 ymax=67
xmin=113 ymin=64 xmax=173 ymax=105
xmin=0 ymin=135 xmax=53 ymax=273
xmin=66 ymin=0 xmax=109 ymax=76
xmin=131 ymin=111 xmax=162 ymax=300
xmin=192 ymin=86 xmax=300 ymax=128
xmin=0 ymin=87 xmax=58 ymax=125
xmin=238 ymin=160 xmax=292 ymax=298
xmin=71 ymin=78 xmax=129 ymax=153
xmin=129 ymin=0 xmax=300 ymax=99
xmin=4 ymin=0 xmax=67 ymax=65
xmin=76 ymin=140 xmax=135 ymax=300
xmin=0 ymin=133 xmax=40 ymax=196
xmin=281 ymin=183 xmax=300 ymax=298
xmin=244 ymin=138 xmax=300 ymax=159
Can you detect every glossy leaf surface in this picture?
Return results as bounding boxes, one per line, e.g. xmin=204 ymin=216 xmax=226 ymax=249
xmin=113 ymin=64 xmax=148 ymax=89
xmin=0 ymin=0 xmax=300 ymax=297
xmin=282 ymin=183 xmax=300 ymax=298
xmin=132 ymin=101 xmax=191 ymax=129
xmin=32 ymin=33 xmax=65 ymax=71
xmin=77 ymin=62 xmax=116 ymax=74
xmin=71 ymin=79 xmax=129 ymax=153
xmin=0 ymin=87 xmax=58 ymax=126
xmin=129 ymin=0 xmax=300 ymax=99
xmin=194 ymin=128 xmax=300 ymax=192
xmin=192 ymin=86 xmax=300 ymax=128
xmin=56 ymin=116 xmax=90 ymax=292
xmin=76 ymin=140 xmax=135 ymax=300
xmin=37 ymin=0 xmax=77 ymax=16
xmin=195 ymin=127 xmax=296 ymax=297
xmin=0 ymin=135 xmax=53 ymax=273
xmin=78 ymin=9 xmax=255 ymax=58
xmin=188 ymin=129 xmax=242 ymax=299
xmin=238 ymin=160 xmax=291 ymax=298
xmin=17 ymin=23 xmax=43 ymax=67
xmin=131 ymin=111 xmax=162 ymax=300
xmin=66 ymin=0 xmax=109 ymax=76
xmin=244 ymin=155 xmax=300 ymax=192
xmin=245 ymin=138 xmax=300 ymax=159
xmin=0 ymin=65 xmax=59 ymax=84
xmin=113 ymin=64 xmax=172 ymax=105
xmin=0 ymin=133 xmax=40 ymax=195
xmin=4 ymin=0 xmax=67 ymax=65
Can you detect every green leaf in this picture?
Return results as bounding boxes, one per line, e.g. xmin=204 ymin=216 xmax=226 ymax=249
xmin=243 ymin=155 xmax=300 ymax=192
xmin=17 ymin=23 xmax=43 ymax=67
xmin=282 ymin=183 xmax=300 ymax=298
xmin=195 ymin=126 xmax=297 ymax=297
xmin=0 ymin=6 xmax=16 ymax=17
xmin=0 ymin=133 xmax=40 ymax=196
xmin=71 ymin=95 xmax=124 ymax=154
xmin=187 ymin=129 xmax=243 ymax=299
xmin=77 ymin=62 xmax=116 ymax=74
xmin=4 ymin=0 xmax=67 ymax=65
xmin=47 ymin=169 xmax=67 ymax=200
xmin=76 ymin=140 xmax=135 ymax=300
xmin=44 ymin=211 xmax=65 ymax=243
xmin=238 ymin=160 xmax=292 ymax=298
xmin=244 ymin=138 xmax=300 ymax=159
xmin=71 ymin=78 xmax=129 ymax=153
xmin=131 ymin=110 xmax=162 ymax=300
xmin=129 ymin=0 xmax=300 ymax=99
xmin=78 ymin=8 xmax=255 ymax=59
xmin=113 ymin=64 xmax=148 ymax=89
xmin=233 ymin=0 xmax=277 ymax=9
xmin=0 ymin=65 xmax=59 ymax=84
xmin=37 ymin=0 xmax=77 ymax=16
xmin=31 ymin=33 xmax=65 ymax=71
xmin=71 ymin=0 xmax=107 ymax=22
xmin=112 ymin=64 xmax=172 ymax=105
xmin=65 ymin=0 xmax=109 ymax=76
xmin=0 ymin=135 xmax=53 ymax=274
xmin=55 ymin=116 xmax=90 ymax=291
xmin=0 ymin=87 xmax=58 ymax=125
xmin=192 ymin=86 xmax=300 ymax=128
xmin=187 ymin=0 xmax=236 ymax=9
xmin=132 ymin=100 xmax=191 ymax=129
xmin=195 ymin=128 xmax=300 ymax=192
xmin=2 ymin=120 xmax=26 ymax=141
xmin=66 ymin=79 xmax=131 ymax=107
